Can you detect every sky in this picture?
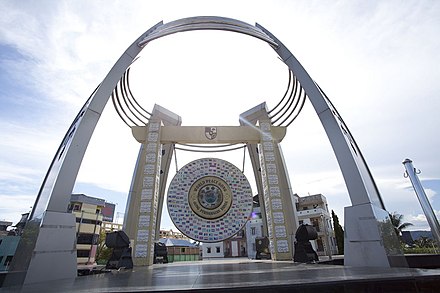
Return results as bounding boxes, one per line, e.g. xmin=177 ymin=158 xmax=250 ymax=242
xmin=1 ymin=1 xmax=439 ymax=232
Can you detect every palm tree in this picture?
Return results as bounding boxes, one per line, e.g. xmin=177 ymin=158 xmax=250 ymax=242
xmin=389 ymin=212 xmax=413 ymax=236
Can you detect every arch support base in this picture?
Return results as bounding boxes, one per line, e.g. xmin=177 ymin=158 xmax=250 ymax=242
xmin=344 ymin=204 xmax=406 ymax=267
xmin=3 ymin=211 xmax=77 ymax=286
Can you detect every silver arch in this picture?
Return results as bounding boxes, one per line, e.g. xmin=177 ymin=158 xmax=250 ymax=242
xmin=7 ymin=16 xmax=403 ymax=287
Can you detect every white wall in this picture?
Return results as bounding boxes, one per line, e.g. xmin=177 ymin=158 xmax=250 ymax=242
xmin=245 ymin=218 xmax=264 ymax=259
xmin=202 ymin=242 xmax=224 ymax=258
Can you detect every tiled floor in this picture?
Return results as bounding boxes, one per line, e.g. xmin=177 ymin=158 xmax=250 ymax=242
xmin=9 ymin=259 xmax=440 ymax=292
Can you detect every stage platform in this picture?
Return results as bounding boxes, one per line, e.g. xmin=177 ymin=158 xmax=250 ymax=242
xmin=6 ymin=258 xmax=440 ymax=292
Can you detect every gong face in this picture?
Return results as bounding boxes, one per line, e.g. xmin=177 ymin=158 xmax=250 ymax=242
xmin=199 ymin=184 xmax=222 ymax=209
xmin=167 ymin=158 xmax=253 ymax=242
xmin=188 ymin=176 xmax=233 ymax=220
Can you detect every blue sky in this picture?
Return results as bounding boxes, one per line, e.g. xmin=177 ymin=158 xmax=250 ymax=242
xmin=1 ymin=1 xmax=440 ymax=231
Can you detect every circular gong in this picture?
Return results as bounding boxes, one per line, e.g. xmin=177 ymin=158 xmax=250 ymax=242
xmin=167 ymin=158 xmax=253 ymax=242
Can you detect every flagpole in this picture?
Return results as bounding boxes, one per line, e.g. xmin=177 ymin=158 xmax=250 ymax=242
xmin=403 ymin=158 xmax=440 ymax=246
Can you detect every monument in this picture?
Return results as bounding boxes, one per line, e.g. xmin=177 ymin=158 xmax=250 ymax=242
xmin=5 ymin=16 xmax=405 ymax=287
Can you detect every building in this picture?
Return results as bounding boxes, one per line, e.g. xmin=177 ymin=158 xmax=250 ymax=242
xmin=68 ymin=194 xmax=110 ymax=266
xmin=102 ymin=221 xmax=123 ymax=232
xmin=0 ymin=213 xmax=29 ymax=272
xmin=245 ymin=206 xmax=264 ymax=259
xmin=159 ymin=229 xmax=190 ymax=240
xmin=158 ymin=238 xmax=200 ymax=262
xmin=101 ymin=202 xmax=116 ymax=222
xmin=101 ymin=208 xmax=123 ymax=233
xmin=294 ymin=193 xmax=338 ymax=256
xmin=223 ymin=229 xmax=247 ymax=258
xmin=245 ymin=193 xmax=338 ymax=259
xmin=202 ymin=229 xmax=248 ymax=259
xmin=0 ymin=221 xmax=18 ymax=272
xmin=0 ymin=235 xmax=19 ymax=272
xmin=0 ymin=221 xmax=12 ymax=237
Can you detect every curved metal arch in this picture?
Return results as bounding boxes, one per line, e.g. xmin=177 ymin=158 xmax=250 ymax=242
xmin=283 ymin=86 xmax=306 ymax=127
xmin=256 ymin=22 xmax=385 ymax=209
xmin=112 ymin=68 xmax=151 ymax=127
xmin=268 ymin=69 xmax=293 ymax=116
xmin=11 ymin=16 xmax=400 ymax=287
xmin=270 ymin=75 xmax=298 ymax=124
xmin=138 ymin=16 xmax=278 ymax=48
xmin=30 ymin=17 xmax=284 ymax=221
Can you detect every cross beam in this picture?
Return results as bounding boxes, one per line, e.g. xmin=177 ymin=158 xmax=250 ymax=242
xmin=132 ymin=125 xmax=287 ymax=144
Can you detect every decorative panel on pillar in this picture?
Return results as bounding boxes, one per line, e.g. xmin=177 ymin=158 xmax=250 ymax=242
xmin=258 ymin=121 xmax=294 ymax=260
xmin=133 ymin=121 xmax=162 ymax=266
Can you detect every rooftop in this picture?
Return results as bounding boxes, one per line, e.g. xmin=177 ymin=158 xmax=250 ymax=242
xmin=158 ymin=238 xmax=197 ymax=247
xmin=70 ymin=193 xmax=106 ymax=207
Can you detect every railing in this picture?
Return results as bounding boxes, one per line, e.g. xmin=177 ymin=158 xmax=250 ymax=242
xmin=297 ymin=208 xmax=328 ymax=217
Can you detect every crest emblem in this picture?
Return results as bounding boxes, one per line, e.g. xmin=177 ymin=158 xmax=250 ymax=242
xmin=205 ymin=127 xmax=217 ymax=140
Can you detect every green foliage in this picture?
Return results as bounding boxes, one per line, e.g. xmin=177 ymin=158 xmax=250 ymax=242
xmin=95 ymin=230 xmax=112 ymax=263
xmin=404 ymin=246 xmax=439 ymax=254
xmin=402 ymin=234 xmax=439 ymax=254
xmin=331 ymin=210 xmax=344 ymax=255
xmin=414 ymin=236 xmax=437 ymax=248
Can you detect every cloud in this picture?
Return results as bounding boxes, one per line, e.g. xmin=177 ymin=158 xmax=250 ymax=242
xmin=0 ymin=194 xmax=34 ymax=223
xmin=1 ymin=1 xmax=440 ymax=235
xmin=425 ymin=189 xmax=437 ymax=201
xmin=409 ymin=213 xmax=427 ymax=223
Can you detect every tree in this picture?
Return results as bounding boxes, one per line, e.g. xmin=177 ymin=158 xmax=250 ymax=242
xmin=389 ymin=212 xmax=413 ymax=237
xmin=331 ymin=210 xmax=344 ymax=255
xmin=95 ymin=230 xmax=112 ymax=264
xmin=414 ymin=236 xmax=435 ymax=248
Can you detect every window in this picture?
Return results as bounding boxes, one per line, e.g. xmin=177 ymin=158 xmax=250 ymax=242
xmin=73 ymin=204 xmax=81 ymax=211
xmin=317 ymin=239 xmax=324 ymax=251
xmin=207 ymin=247 xmax=211 ymax=254
xmin=0 ymin=256 xmax=3 ymax=264
xmin=311 ymin=218 xmax=320 ymax=232
xmin=76 ymin=218 xmax=102 ymax=225
xmin=77 ymin=233 xmax=94 ymax=244
xmin=4 ymin=255 xmax=13 ymax=267
xmin=76 ymin=233 xmax=99 ymax=245
xmin=181 ymin=248 xmax=186 ymax=253
xmin=251 ymin=227 xmax=256 ymax=235
xmin=216 ymin=246 xmax=221 ymax=253
xmin=77 ymin=250 xmax=90 ymax=258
